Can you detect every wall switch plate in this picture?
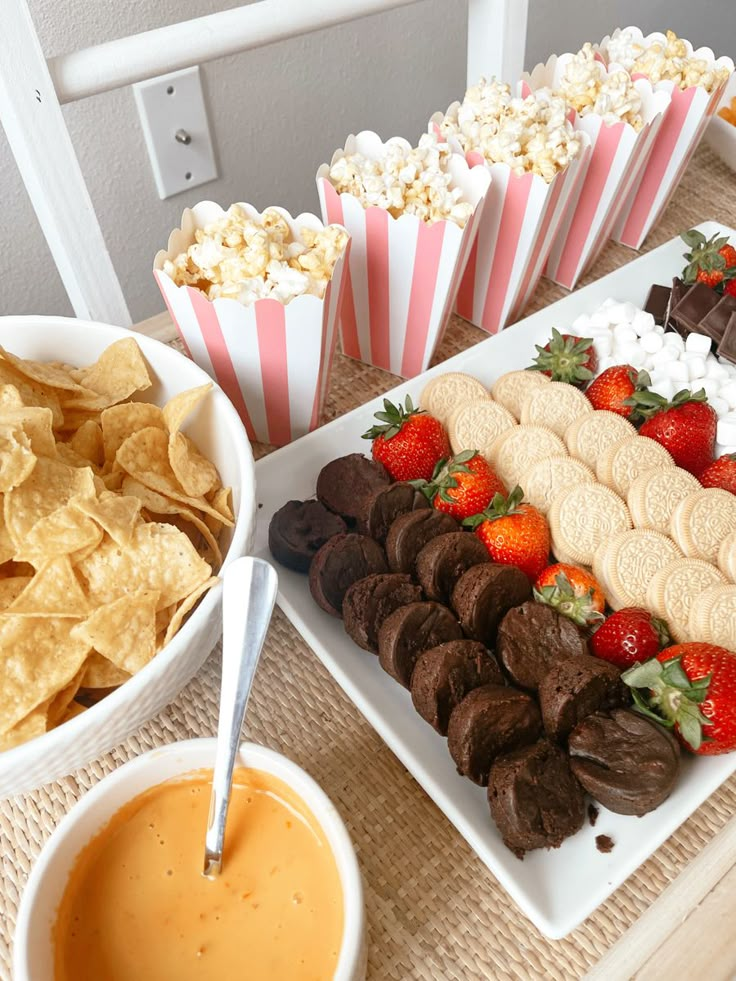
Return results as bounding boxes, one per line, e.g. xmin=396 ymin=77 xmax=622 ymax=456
xmin=133 ymin=66 xmax=217 ymax=200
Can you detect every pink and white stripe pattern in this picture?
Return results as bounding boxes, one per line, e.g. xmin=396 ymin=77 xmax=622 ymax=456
xmin=520 ymin=59 xmax=671 ymax=289
xmin=316 ymin=132 xmax=491 ymax=378
xmin=445 ymin=141 xmax=590 ymax=335
xmin=154 ymin=203 xmax=348 ymax=447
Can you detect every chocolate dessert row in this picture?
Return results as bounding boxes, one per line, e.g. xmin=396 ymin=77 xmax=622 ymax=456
xmin=645 ymin=277 xmax=736 ymax=363
xmin=269 ymin=453 xmax=680 ymax=855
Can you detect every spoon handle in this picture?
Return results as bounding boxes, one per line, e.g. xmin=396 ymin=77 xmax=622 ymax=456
xmin=203 ymin=556 xmax=278 ymax=877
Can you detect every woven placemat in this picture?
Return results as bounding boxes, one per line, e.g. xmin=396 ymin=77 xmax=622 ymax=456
xmin=2 ymin=144 xmax=735 ymax=980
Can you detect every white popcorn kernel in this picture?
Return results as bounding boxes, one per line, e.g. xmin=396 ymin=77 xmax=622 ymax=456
xmin=719 ymin=380 xmax=736 ymax=410
xmin=632 ymin=310 xmax=656 ymax=335
xmin=556 ymin=44 xmax=644 ymax=129
xmin=640 ymin=332 xmax=664 ymax=354
xmin=613 ymin=324 xmax=638 ymax=345
xmin=685 ymin=332 xmax=713 ymax=355
xmin=714 ymin=405 xmax=735 ymax=431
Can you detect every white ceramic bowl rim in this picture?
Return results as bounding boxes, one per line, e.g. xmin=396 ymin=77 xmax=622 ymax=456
xmin=0 ymin=316 xmax=256 ymax=795
xmin=13 ymin=739 xmax=365 ymax=981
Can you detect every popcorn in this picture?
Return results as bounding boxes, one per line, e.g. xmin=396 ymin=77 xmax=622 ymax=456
xmin=438 ymin=78 xmax=583 ymax=182
xmin=557 ymin=43 xmax=644 ymax=129
xmin=163 ymin=206 xmax=348 ymax=305
xmin=327 ymin=133 xmax=473 ymax=226
xmin=605 ymin=29 xmax=730 ymax=93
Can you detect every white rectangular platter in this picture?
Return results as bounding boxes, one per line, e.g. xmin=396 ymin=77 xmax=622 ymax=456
xmin=253 ymin=222 xmax=736 ymax=939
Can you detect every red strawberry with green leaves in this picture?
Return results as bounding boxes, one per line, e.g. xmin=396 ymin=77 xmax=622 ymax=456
xmin=629 ymin=388 xmax=717 ymax=475
xmin=623 ymin=643 xmax=736 ymax=754
xmin=586 ymin=365 xmax=650 ymax=418
xmin=699 ymin=454 xmax=736 ymax=495
xmin=529 ymin=328 xmax=598 ymax=387
xmin=725 ymin=279 xmax=736 ymax=298
xmin=591 ymin=607 xmax=670 ymax=670
xmin=464 ymin=486 xmax=550 ymax=581
xmin=363 ymin=395 xmax=450 ymax=482
xmin=417 ymin=451 xmax=507 ymax=521
xmin=533 ymin=564 xmax=605 ymax=627
xmin=681 ymin=228 xmax=736 ymax=291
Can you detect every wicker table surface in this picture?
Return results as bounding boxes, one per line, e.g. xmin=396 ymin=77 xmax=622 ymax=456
xmin=2 ymin=143 xmax=736 ymax=981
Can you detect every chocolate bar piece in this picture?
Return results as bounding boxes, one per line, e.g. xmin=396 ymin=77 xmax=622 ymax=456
xmin=671 ymin=282 xmax=720 ymax=338
xmin=665 ymin=277 xmax=690 ymax=338
xmin=700 ymin=293 xmax=736 ymax=343
xmin=717 ymin=312 xmax=736 ymax=365
xmin=644 ymin=284 xmax=671 ymax=326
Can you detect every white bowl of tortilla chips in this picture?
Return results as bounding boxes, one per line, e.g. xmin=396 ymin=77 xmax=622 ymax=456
xmin=0 ymin=316 xmax=255 ymax=797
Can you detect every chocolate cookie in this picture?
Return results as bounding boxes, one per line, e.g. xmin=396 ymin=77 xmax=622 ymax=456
xmin=316 ymin=453 xmax=391 ymax=523
xmin=342 ymin=573 xmax=422 ymax=653
xmin=496 ymin=601 xmax=588 ymax=692
xmin=385 ymin=509 xmax=459 ymax=576
xmin=447 ymin=685 xmax=541 ymax=785
xmin=378 ymin=601 xmax=462 ymax=688
xmin=268 ymin=499 xmax=347 ymax=573
xmin=538 ymin=655 xmax=629 ymax=743
xmin=488 ymin=740 xmax=585 ymax=855
xmin=358 ymin=481 xmax=430 ymax=543
xmin=415 ymin=532 xmax=489 ymax=605
xmin=309 ymin=533 xmax=388 ymax=617
xmin=410 ymin=640 xmax=503 ymax=735
xmin=568 ymin=709 xmax=680 ymax=816
xmin=451 ymin=564 xmax=531 ymax=644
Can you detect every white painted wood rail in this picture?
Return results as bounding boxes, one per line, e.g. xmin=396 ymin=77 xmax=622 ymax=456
xmin=0 ymin=0 xmax=528 ymax=324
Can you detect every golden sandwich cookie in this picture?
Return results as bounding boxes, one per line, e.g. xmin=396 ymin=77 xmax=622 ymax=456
xmin=519 ymin=381 xmax=592 ymax=437
xmin=646 ymin=558 xmax=727 ymax=643
xmin=548 ymin=483 xmax=631 ymax=568
xmin=670 ymin=488 xmax=736 ymax=564
xmin=596 ymin=435 xmax=674 ymax=498
xmin=627 ymin=466 xmax=701 ymax=535
xmin=421 ymin=373 xmax=488 ymax=426
xmin=490 ymin=369 xmax=550 ymax=421
xmin=486 ymin=425 xmax=567 ymax=491
xmin=686 ymin=583 xmax=736 ymax=651
xmin=717 ymin=530 xmax=736 ymax=583
xmin=594 ymin=528 xmax=682 ymax=611
xmin=519 ymin=456 xmax=595 ymax=516
xmin=565 ymin=410 xmax=636 ymax=472
xmin=448 ymin=399 xmax=516 ymax=456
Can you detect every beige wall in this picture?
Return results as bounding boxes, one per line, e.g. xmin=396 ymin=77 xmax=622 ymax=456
xmin=1 ymin=0 xmax=733 ymax=324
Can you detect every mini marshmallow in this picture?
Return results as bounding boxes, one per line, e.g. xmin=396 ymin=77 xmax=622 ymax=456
xmin=715 ymin=443 xmax=736 ymax=456
xmin=572 ymin=314 xmax=593 ymax=331
xmin=685 ymin=332 xmax=712 ymax=355
xmin=631 ymin=310 xmax=656 ymax=335
xmin=616 ymin=341 xmax=645 ymax=363
xmin=719 ymin=381 xmax=736 ymax=410
xmin=607 ymin=303 xmax=631 ymax=325
xmin=684 ymin=355 xmax=706 ymax=380
xmin=706 ymin=362 xmax=730 ymax=381
xmin=664 ymin=332 xmax=685 ymax=352
xmin=662 ymin=361 xmax=689 ymax=383
xmin=613 ymin=324 xmax=638 ymax=345
xmin=715 ymin=412 xmax=736 ymax=441
xmin=640 ymin=332 xmax=664 ymax=354
xmin=700 ymin=378 xmax=723 ymax=402
xmin=592 ymin=336 xmax=613 ymax=359
xmin=653 ymin=324 xmax=665 ymax=335
xmin=597 ymin=356 xmax=616 ymax=372
xmin=656 ymin=347 xmax=679 ymax=364
xmin=649 ymin=378 xmax=675 ymax=402
xmin=588 ymin=312 xmax=612 ymax=330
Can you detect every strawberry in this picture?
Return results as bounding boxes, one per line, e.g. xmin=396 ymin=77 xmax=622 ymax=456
xmin=630 ymin=388 xmax=717 ymax=475
xmin=464 ymin=486 xmax=550 ymax=581
xmin=585 ymin=365 xmax=650 ymax=418
xmin=529 ymin=328 xmax=598 ymax=387
xmin=725 ymin=279 xmax=736 ymax=298
xmin=700 ymin=453 xmax=736 ymax=494
xmin=681 ymin=228 xmax=736 ymax=291
xmin=533 ymin=564 xmax=605 ymax=626
xmin=591 ymin=607 xmax=669 ymax=670
xmin=623 ymin=643 xmax=736 ymax=754
xmin=363 ymin=395 xmax=450 ymax=482
xmin=419 ymin=451 xmax=507 ymax=521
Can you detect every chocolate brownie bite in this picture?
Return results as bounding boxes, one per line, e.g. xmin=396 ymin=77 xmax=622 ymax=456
xmin=538 ymin=655 xmax=629 ymax=743
xmin=415 ymin=532 xmax=489 ymax=605
xmin=410 ymin=640 xmax=502 ymax=735
xmin=385 ymin=509 xmax=459 ymax=576
xmin=342 ymin=573 xmax=422 ymax=653
xmin=358 ymin=481 xmax=430 ymax=543
xmin=309 ymin=533 xmax=388 ymax=617
xmin=447 ymin=685 xmax=541 ymax=785
xmin=496 ymin=601 xmax=588 ymax=692
xmin=451 ymin=564 xmax=531 ymax=645
xmin=568 ymin=709 xmax=680 ymax=816
xmin=377 ymin=601 xmax=462 ymax=688
xmin=488 ymin=740 xmax=585 ymax=856
xmin=268 ymin=499 xmax=347 ymax=573
xmin=316 ymin=453 xmax=390 ymax=523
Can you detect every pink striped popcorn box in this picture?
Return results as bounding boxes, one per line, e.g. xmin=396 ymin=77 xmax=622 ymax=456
xmin=153 ymin=202 xmax=349 ymax=447
xmin=316 ymin=132 xmax=491 ymax=378
xmin=599 ymin=28 xmax=733 ymax=250
xmin=428 ymin=115 xmax=591 ymax=335
xmin=521 ymin=56 xmax=671 ymax=290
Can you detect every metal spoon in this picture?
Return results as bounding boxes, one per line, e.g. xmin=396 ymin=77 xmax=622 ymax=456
xmin=203 ymin=556 xmax=278 ymax=877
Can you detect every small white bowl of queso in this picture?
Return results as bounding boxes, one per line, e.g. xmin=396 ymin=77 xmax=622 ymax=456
xmin=14 ymin=739 xmax=366 ymax=981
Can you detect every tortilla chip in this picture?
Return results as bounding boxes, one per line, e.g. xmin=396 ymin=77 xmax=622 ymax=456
xmin=4 ymin=556 xmax=91 ymax=618
xmin=77 ymin=521 xmax=211 ymax=611
xmin=71 ymin=590 xmax=158 ymax=675
xmin=100 ymin=402 xmax=165 ymax=464
xmin=46 ymin=667 xmax=86 ymax=727
xmin=72 ymin=492 xmax=142 ymax=548
xmin=59 ymin=700 xmax=87 ymax=723
xmin=0 ymin=702 xmax=49 ymax=751
xmin=20 ymin=504 xmax=102 ymax=563
xmin=0 ymin=616 xmax=90 ymax=733
xmin=4 ymin=458 xmax=96 ymax=547
xmin=70 ymin=338 xmax=151 ymax=407
xmin=80 ymin=651 xmax=130 ymax=689
xmin=0 ymin=346 xmax=86 ymax=392
xmin=0 ymin=406 xmax=56 ymax=458
xmin=168 ymin=431 xmax=219 ymax=497
xmin=0 ymin=360 xmax=63 ymax=428
xmin=163 ymin=576 xmax=219 ymax=646
xmin=162 ymin=383 xmax=212 ymax=434
xmin=0 ymin=424 xmax=36 ymax=493
xmin=69 ymin=420 xmax=104 ymax=468
xmin=0 ymin=385 xmax=24 ymax=410
xmin=0 ymin=576 xmax=32 ymax=610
